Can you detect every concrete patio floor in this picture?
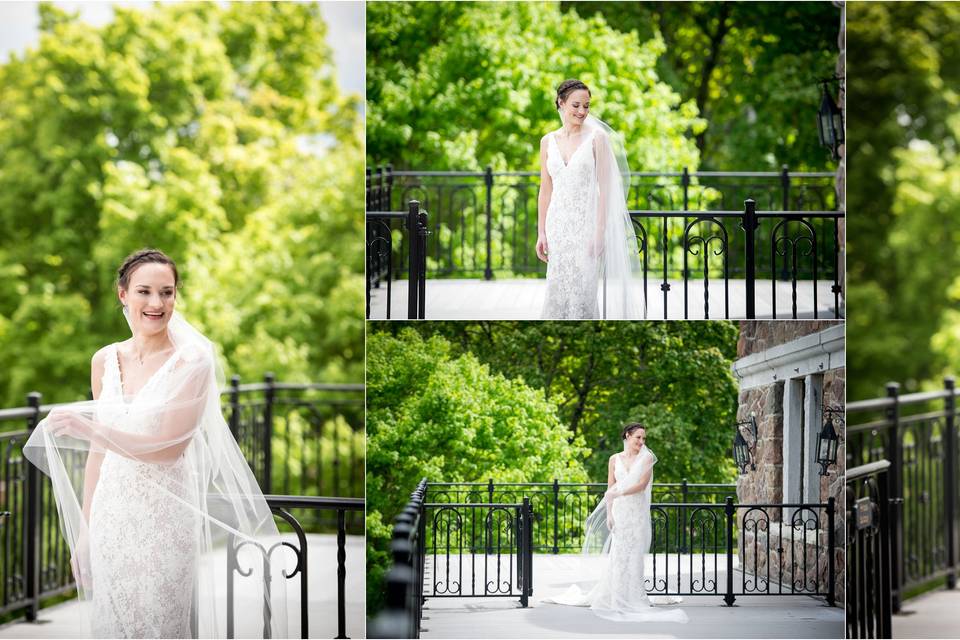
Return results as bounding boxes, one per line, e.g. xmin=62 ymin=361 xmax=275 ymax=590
xmin=893 ymin=587 xmax=960 ymax=638
xmin=420 ymin=554 xmax=843 ymax=639
xmin=0 ymin=533 xmax=364 ymax=639
xmin=368 ymin=278 xmax=843 ymax=320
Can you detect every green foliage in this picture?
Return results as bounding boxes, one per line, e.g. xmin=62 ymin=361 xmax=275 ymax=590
xmin=365 ymin=328 xmax=589 ymax=613
xmin=0 ymin=2 xmax=363 ymax=407
xmin=566 ymin=1 xmax=840 ymax=171
xmin=366 ymin=1 xmax=704 ymax=171
xmin=376 ymin=321 xmax=741 ymax=481
xmin=846 ymin=2 xmax=960 ymax=398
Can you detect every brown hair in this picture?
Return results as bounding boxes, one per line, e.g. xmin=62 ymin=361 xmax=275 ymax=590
xmin=556 ymin=79 xmax=590 ymax=110
xmin=117 ymin=249 xmax=179 ymax=290
xmin=621 ymin=423 xmax=646 ymax=440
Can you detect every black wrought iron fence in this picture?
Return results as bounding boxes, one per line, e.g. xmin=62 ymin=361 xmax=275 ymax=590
xmin=0 ymin=379 xmax=364 ymax=625
xmin=366 ymin=167 xmax=844 ymax=320
xmin=426 ymin=479 xmax=736 ymax=553
xmin=368 ymin=165 xmax=839 ymax=276
xmin=847 ymin=379 xmax=960 ymax=613
xmin=846 ymin=460 xmax=894 ymax=640
xmin=226 ymin=495 xmax=364 ymax=639
xmin=422 ymin=500 xmax=534 ymax=603
xmin=366 ymin=200 xmax=428 ymax=320
xmin=369 ymin=479 xmax=836 ymax=639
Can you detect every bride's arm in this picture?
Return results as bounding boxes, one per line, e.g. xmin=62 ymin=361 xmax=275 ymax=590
xmin=536 ymin=135 xmax=552 ymax=262
xmin=619 ymin=465 xmax=653 ymax=497
xmin=50 ymin=357 xmax=213 ymax=464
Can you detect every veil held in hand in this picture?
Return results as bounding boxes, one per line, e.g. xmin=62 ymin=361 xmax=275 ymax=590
xmin=23 ymin=310 xmax=289 ymax=638
xmin=583 ymin=114 xmax=646 ymax=320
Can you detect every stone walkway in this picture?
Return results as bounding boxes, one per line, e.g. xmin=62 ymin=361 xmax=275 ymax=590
xmin=0 ymin=534 xmax=364 ymax=639
xmin=420 ymin=554 xmax=843 ymax=639
xmin=368 ymin=278 xmax=843 ymax=320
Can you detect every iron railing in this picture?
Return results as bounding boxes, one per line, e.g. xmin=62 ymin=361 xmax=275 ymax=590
xmin=226 ymin=495 xmax=364 ymax=639
xmin=846 ymin=460 xmax=894 ymax=639
xmin=0 ymin=379 xmax=364 ymax=626
xmin=366 ymin=200 xmax=428 ymax=319
xmin=369 ymin=479 xmax=836 ymax=638
xmin=426 ymin=479 xmax=737 ymax=553
xmin=847 ymin=378 xmax=960 ymax=613
xmin=366 ymin=166 xmax=844 ymax=319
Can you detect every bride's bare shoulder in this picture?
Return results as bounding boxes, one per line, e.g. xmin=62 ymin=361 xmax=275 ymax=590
xmin=92 ymin=342 xmax=119 ymax=366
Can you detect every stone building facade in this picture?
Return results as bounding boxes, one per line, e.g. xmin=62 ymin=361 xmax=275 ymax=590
xmin=732 ymin=321 xmax=845 ymax=605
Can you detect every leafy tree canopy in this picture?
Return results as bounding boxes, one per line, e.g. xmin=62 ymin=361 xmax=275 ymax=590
xmin=846 ymin=2 xmax=960 ymax=398
xmin=366 ymin=0 xmax=704 ymax=171
xmin=566 ymin=1 xmax=840 ymax=171
xmin=0 ymin=2 xmax=363 ymax=407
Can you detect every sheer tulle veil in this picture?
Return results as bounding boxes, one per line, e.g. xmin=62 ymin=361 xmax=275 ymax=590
xmin=581 ymin=114 xmax=646 ymax=319
xmin=23 ymin=310 xmax=289 ymax=638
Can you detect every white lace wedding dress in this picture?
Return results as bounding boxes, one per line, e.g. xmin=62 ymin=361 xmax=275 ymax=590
xmin=89 ymin=343 xmax=200 ymax=637
xmin=542 ymin=129 xmax=601 ymax=319
xmin=543 ymin=449 xmax=688 ymax=623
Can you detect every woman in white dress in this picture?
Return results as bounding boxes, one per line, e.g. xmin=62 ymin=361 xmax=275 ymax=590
xmin=536 ymin=79 xmax=645 ymax=319
xmin=25 ymin=249 xmax=287 ymax=638
xmin=544 ymin=423 xmax=688 ymax=623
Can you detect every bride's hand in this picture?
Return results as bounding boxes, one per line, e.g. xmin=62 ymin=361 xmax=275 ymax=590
xmin=606 ymin=513 xmax=615 ymax=532
xmin=604 ymin=487 xmax=621 ymax=501
xmin=536 ymin=235 xmax=549 ymax=263
xmin=589 ymin=235 xmax=605 ymax=258
xmin=46 ymin=409 xmax=94 ymax=441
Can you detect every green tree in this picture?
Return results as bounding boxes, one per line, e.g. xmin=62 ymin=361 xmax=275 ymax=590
xmin=566 ymin=1 xmax=840 ymax=171
xmin=371 ymin=321 xmax=740 ymax=482
xmin=846 ymin=2 xmax=960 ymax=398
xmin=366 ymin=1 xmax=704 ymax=171
xmin=0 ymin=2 xmax=363 ymax=407
xmin=365 ymin=328 xmax=589 ymax=613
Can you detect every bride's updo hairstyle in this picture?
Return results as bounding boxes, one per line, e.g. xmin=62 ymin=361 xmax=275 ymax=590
xmin=117 ymin=248 xmax=180 ymax=290
xmin=621 ymin=422 xmax=646 ymax=440
xmin=556 ymin=78 xmax=591 ymax=109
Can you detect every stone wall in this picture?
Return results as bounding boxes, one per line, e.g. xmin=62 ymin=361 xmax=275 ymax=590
xmin=735 ymin=322 xmax=845 ymax=605
xmin=737 ymin=320 xmax=840 ymax=358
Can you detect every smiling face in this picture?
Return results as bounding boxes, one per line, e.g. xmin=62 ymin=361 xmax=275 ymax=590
xmin=625 ymin=427 xmax=646 ymax=454
xmin=559 ymin=89 xmax=590 ymax=128
xmin=118 ymin=262 xmax=177 ymax=337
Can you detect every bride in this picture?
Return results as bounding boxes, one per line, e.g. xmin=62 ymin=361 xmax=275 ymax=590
xmin=536 ymin=79 xmax=645 ymax=319
xmin=24 ymin=249 xmax=288 ymax=638
xmin=543 ymin=423 xmax=688 ymax=623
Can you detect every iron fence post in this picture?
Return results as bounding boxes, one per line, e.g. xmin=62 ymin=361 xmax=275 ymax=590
xmin=406 ymin=200 xmax=420 ymax=319
xmin=681 ymin=479 xmax=688 ymax=553
xmin=365 ymin=167 xmax=372 ymax=210
xmin=229 ymin=375 xmax=241 ymax=441
xmin=742 ymin=199 xmax=758 ymax=319
xmin=25 ymin=391 xmax=42 ymax=622
xmin=417 ymin=208 xmax=428 ymax=319
xmin=386 ymin=164 xmax=394 ymax=211
xmin=780 ymin=165 xmax=790 ymax=210
xmin=484 ymin=166 xmax=494 ymax=280
xmin=886 ymin=382 xmax=903 ymax=612
xmin=486 ymin=479 xmax=494 ymax=555
xmin=263 ymin=373 xmax=275 ymax=495
xmin=724 ymin=496 xmax=736 ymax=606
xmin=827 ymin=496 xmax=836 ymax=606
xmin=945 ymin=376 xmax=957 ymax=590
xmin=336 ymin=509 xmax=347 ymax=639
xmin=552 ymin=479 xmax=559 ymax=554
